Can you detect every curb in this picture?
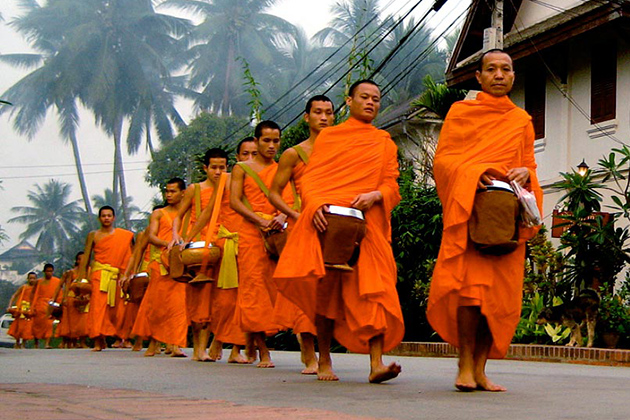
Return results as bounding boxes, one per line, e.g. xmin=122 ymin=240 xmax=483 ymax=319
xmin=388 ymin=342 xmax=630 ymax=366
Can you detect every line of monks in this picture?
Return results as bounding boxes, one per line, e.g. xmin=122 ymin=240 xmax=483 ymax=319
xmin=6 ymin=81 xmax=405 ymax=383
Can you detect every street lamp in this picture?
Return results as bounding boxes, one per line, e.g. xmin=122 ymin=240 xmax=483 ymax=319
xmin=577 ymin=159 xmax=589 ymax=176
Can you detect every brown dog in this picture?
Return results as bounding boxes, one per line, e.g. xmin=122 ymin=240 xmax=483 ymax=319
xmin=536 ymin=289 xmax=600 ymax=347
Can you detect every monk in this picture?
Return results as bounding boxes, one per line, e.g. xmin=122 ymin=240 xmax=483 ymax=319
xmin=78 ymin=205 xmax=134 ymax=351
xmin=30 ymin=263 xmax=62 ymax=349
xmin=268 ymin=95 xmax=334 ymax=374
xmin=142 ymin=178 xmax=189 ymax=357
xmin=274 ymin=80 xmax=404 ymax=383
xmin=235 ymin=137 xmax=258 ymax=162
xmin=6 ymin=272 xmax=37 ymax=348
xmin=53 ymin=252 xmax=89 ymax=348
xmin=427 ymin=49 xmax=542 ymax=392
xmin=170 ymin=150 xmax=227 ymax=361
xmin=186 ymin=152 xmax=250 ymax=364
xmin=231 ymin=120 xmax=288 ymax=368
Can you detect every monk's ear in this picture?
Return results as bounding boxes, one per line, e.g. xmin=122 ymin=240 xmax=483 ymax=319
xmin=345 ymin=96 xmax=352 ymax=108
xmin=303 ymin=113 xmax=309 ymax=123
xmin=475 ymin=70 xmax=482 ymax=85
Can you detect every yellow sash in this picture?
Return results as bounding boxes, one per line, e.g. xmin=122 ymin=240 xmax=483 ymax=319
xmin=217 ymin=225 xmax=239 ymax=289
xmin=93 ymin=261 xmax=119 ymax=307
xmin=149 ymin=244 xmax=168 ymax=276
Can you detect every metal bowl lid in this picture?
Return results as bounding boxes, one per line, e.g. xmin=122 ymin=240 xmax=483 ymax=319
xmin=327 ymin=205 xmax=364 ymax=220
xmin=48 ymin=300 xmax=61 ymax=307
xmin=184 ymin=241 xmax=214 ymax=250
xmin=485 ymin=180 xmax=514 ymax=193
xmin=132 ymin=272 xmax=149 ymax=278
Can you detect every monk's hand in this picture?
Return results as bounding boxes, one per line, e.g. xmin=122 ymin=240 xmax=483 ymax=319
xmin=119 ymin=275 xmax=130 ymax=290
xmin=507 ymin=167 xmax=530 ymax=187
xmin=167 ymin=234 xmax=182 ymax=251
xmin=478 ymin=172 xmax=496 ymax=189
xmin=256 ymin=217 xmax=272 ymax=231
xmin=313 ymin=205 xmax=330 ymax=233
xmin=350 ymin=191 xmax=383 ymax=211
xmin=269 ymin=213 xmax=287 ymax=231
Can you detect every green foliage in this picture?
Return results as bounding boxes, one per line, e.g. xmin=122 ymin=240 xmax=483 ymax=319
xmin=146 ymin=113 xmax=250 ymax=189
xmin=553 ymin=170 xmax=603 ymax=213
xmin=411 ymin=75 xmax=468 ymax=119
xmin=391 ymin=161 xmax=443 ymax=340
xmin=598 ymin=283 xmax=630 ymax=335
xmin=514 ymin=291 xmax=549 ymax=344
xmin=240 ymin=57 xmax=264 ymax=123
xmin=0 ymin=279 xmax=20 ymax=315
xmin=524 ymin=227 xmax=571 ymax=302
xmin=279 ymin=120 xmax=310 ymax=154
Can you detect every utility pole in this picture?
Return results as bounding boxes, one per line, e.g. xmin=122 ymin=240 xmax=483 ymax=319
xmin=483 ymin=0 xmax=504 ymax=51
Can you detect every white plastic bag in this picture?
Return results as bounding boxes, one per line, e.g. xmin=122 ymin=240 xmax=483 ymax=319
xmin=510 ymin=180 xmax=542 ymax=227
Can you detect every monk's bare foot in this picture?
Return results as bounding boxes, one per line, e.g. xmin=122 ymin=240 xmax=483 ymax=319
xmin=317 ymin=363 xmax=339 ymax=381
xmin=302 ymin=361 xmax=318 ymax=375
xmin=144 ymin=349 xmax=156 ymax=357
xmin=164 ymin=344 xmax=173 ymax=355
xmin=122 ymin=340 xmax=132 ymax=349
xmin=111 ymin=339 xmax=122 ymax=348
xmin=196 ymin=349 xmax=212 ymax=362
xmin=369 ymin=362 xmax=401 ymax=384
xmin=171 ymin=346 xmax=187 ymax=358
xmin=227 ymin=347 xmax=250 ymax=364
xmin=132 ymin=341 xmax=143 ymax=351
xmin=475 ymin=374 xmax=506 ymax=392
xmin=455 ymin=370 xmax=477 ymax=392
xmin=257 ymin=360 xmax=275 ymax=368
xmin=302 ymin=349 xmax=318 ymax=375
xmin=208 ymin=339 xmax=223 ymax=361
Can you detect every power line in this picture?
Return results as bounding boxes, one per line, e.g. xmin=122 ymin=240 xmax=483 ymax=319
xmin=0 ymin=160 xmax=150 ymax=169
xmin=0 ymin=167 xmax=148 ymax=180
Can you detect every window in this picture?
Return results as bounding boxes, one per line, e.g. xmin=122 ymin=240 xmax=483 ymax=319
xmin=525 ymin=72 xmax=546 ymax=140
xmin=591 ymin=42 xmax=617 ymax=124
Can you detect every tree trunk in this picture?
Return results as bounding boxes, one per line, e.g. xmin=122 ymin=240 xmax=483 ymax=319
xmin=113 ymin=116 xmax=131 ymax=229
xmin=222 ymin=37 xmax=236 ymax=115
xmin=68 ymin=130 xmax=93 ymax=217
xmin=145 ymin=119 xmax=155 ymax=159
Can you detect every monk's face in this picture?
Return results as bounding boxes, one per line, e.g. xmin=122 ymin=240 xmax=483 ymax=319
xmin=204 ymin=158 xmax=227 ymax=184
xmin=236 ymin=141 xmax=257 ymax=162
xmin=305 ymin=100 xmax=334 ymax=134
xmin=27 ymin=273 xmax=37 ymax=285
xmin=475 ymin=52 xmax=515 ymax=97
xmin=164 ymin=182 xmax=185 ymax=205
xmin=256 ymin=128 xmax=281 ymax=159
xmin=99 ymin=209 xmax=115 ymax=228
xmin=74 ymin=254 xmax=83 ymax=267
xmin=346 ymin=83 xmax=381 ymax=123
xmin=44 ymin=266 xmax=54 ymax=279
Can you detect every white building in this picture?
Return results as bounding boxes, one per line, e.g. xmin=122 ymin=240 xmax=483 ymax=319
xmin=446 ymin=0 xmax=630 ymax=222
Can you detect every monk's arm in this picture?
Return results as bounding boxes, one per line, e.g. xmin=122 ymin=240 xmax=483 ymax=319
xmin=148 ymin=211 xmax=168 ymax=248
xmin=230 ymin=165 xmax=270 ymax=229
xmin=6 ymin=286 xmax=22 ymax=309
xmin=507 ymin=123 xmax=536 ymax=187
xmin=52 ymin=273 xmax=66 ymax=303
xmin=269 ymin=150 xmax=300 ymax=220
xmin=185 ymin=196 xmax=217 ymax=241
xmin=122 ymin=229 xmax=149 ymax=283
xmin=76 ymin=231 xmax=95 ymax=280
xmin=351 ymin=140 xmax=401 ymax=212
xmin=169 ymin=186 xmax=194 ymax=247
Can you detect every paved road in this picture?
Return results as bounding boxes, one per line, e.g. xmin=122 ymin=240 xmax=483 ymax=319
xmin=2 ymin=347 xmax=630 ymax=419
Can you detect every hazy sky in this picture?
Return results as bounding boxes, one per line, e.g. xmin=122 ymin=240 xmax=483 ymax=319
xmin=0 ymin=0 xmax=468 ymax=253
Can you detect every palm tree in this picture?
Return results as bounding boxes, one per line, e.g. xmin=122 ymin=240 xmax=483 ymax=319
xmin=164 ymin=0 xmax=295 ymax=116
xmin=2 ymin=0 xmax=192 ymax=228
xmin=9 ymin=180 xmax=84 ymax=257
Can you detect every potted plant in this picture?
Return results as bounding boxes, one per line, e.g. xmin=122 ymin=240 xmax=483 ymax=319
xmin=598 ymin=287 xmax=630 ymax=348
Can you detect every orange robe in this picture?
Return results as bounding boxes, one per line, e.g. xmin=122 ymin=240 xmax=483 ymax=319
xmin=427 ymin=92 xmax=543 ymax=358
xmin=234 ymin=163 xmax=282 ymax=333
xmin=87 ymin=228 xmax=133 ymax=338
xmin=8 ymin=284 xmax=34 ymax=341
xmin=274 ymin=117 xmax=405 ymax=353
xmin=31 ymin=277 xmax=62 ymax=339
xmin=131 ymin=246 xmax=154 ymax=340
xmin=186 ymin=184 xmax=214 ymax=324
xmin=57 ymin=270 xmax=88 ymax=338
xmin=146 ymin=207 xmax=189 ymax=348
xmin=210 ymin=186 xmax=246 ymax=346
xmin=272 ymin=156 xmax=317 ymax=335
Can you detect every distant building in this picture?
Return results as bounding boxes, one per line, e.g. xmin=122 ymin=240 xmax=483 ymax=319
xmin=446 ymin=0 xmax=630 ymax=220
xmin=0 ymin=240 xmax=43 ymax=283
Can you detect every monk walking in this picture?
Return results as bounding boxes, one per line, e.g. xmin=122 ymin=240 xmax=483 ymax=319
xmin=6 ymin=272 xmax=37 ymax=348
xmin=427 ymin=49 xmax=542 ymax=392
xmin=231 ymin=121 xmax=288 ymax=368
xmin=53 ymin=252 xmax=89 ymax=348
xmin=30 ymin=263 xmax=62 ymax=349
xmin=78 ymin=206 xmax=134 ymax=351
xmin=268 ymin=95 xmax=334 ymax=374
xmin=274 ymin=80 xmax=404 ymax=383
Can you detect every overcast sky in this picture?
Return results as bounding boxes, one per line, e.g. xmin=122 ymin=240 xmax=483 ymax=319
xmin=0 ymin=0 xmax=468 ymax=253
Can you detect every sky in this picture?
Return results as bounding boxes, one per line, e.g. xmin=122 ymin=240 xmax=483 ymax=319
xmin=0 ymin=0 xmax=469 ymax=254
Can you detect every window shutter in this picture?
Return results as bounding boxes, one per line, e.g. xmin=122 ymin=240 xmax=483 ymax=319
xmin=591 ymin=42 xmax=617 ymax=124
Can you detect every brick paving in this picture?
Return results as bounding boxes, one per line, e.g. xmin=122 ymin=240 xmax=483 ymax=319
xmin=389 ymin=342 xmax=630 ymax=366
xmin=0 ymin=383 xmax=378 ymax=420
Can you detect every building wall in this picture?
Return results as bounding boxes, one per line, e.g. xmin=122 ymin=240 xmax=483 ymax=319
xmin=512 ymin=0 xmax=582 ymax=30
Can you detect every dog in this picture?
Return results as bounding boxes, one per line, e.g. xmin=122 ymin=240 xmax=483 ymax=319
xmin=536 ymin=289 xmax=600 ymax=347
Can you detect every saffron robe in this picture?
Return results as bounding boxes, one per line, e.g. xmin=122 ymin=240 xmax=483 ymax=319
xmin=272 ymin=156 xmax=317 ymax=335
xmin=146 ymin=207 xmax=189 ymax=348
xmin=234 ymin=163 xmax=282 ymax=333
xmin=131 ymin=245 xmax=154 ymax=340
xmin=274 ymin=117 xmax=405 ymax=353
xmin=210 ymin=188 xmax=246 ymax=345
xmin=88 ymin=228 xmax=133 ymax=338
xmin=57 ymin=270 xmax=88 ymax=339
xmin=427 ymin=92 xmax=543 ymax=358
xmin=8 ymin=284 xmax=34 ymax=341
xmin=31 ymin=277 xmax=62 ymax=339
xmin=186 ymin=184 xmax=215 ymax=324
